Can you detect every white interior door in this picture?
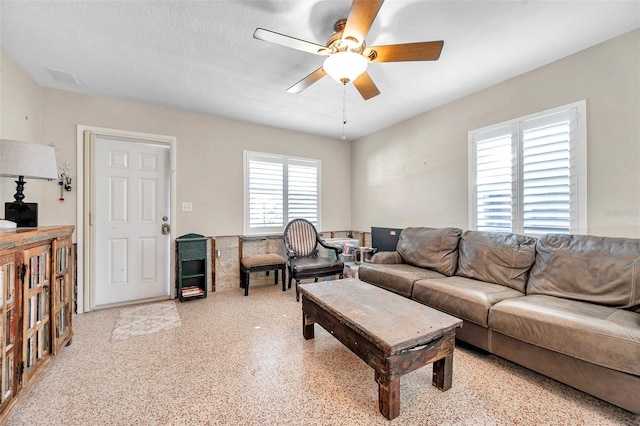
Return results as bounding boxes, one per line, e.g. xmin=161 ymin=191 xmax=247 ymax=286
xmin=93 ymin=136 xmax=170 ymax=306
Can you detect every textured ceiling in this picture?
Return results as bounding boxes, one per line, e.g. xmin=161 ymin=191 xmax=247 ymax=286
xmin=1 ymin=1 xmax=639 ymax=141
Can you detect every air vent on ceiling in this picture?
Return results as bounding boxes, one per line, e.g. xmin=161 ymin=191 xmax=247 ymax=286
xmin=46 ymin=67 xmax=81 ymax=86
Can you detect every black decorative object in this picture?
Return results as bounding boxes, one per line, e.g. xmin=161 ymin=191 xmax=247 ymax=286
xmin=12 ymin=176 xmax=28 ymax=205
xmin=5 ymin=202 xmax=38 ymax=227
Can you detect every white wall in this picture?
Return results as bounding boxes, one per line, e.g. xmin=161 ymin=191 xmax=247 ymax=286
xmin=352 ymin=29 xmax=640 ymax=238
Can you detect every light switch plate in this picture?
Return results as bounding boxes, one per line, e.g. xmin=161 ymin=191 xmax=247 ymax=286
xmin=181 ymin=202 xmax=193 ymax=212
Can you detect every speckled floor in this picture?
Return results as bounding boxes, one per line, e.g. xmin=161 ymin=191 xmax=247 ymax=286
xmin=7 ymin=283 xmax=640 ymax=425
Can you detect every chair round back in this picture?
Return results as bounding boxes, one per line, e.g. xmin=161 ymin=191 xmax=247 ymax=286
xmin=284 ymin=218 xmax=318 ymax=258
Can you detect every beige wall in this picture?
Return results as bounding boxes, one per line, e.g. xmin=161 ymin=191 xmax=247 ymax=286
xmin=0 ymin=49 xmax=47 ymax=205
xmin=3 ymin=29 xmax=640 ymax=239
xmin=352 ymin=29 xmax=640 ymax=238
xmin=39 ymin=89 xmax=351 ymax=236
xmin=0 ymin=73 xmax=352 ymax=237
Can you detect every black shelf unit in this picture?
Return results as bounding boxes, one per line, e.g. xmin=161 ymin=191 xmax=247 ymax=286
xmin=176 ymin=233 xmax=208 ymax=301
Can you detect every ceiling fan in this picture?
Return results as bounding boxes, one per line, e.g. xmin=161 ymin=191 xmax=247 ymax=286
xmin=253 ymin=0 xmax=444 ymax=100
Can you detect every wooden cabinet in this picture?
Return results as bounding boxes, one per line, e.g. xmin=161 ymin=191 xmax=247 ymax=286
xmin=176 ymin=234 xmax=208 ymax=301
xmin=21 ymin=243 xmax=52 ymax=386
xmin=51 ymin=236 xmax=72 ymax=354
xmin=0 ymin=226 xmax=74 ymax=422
xmin=0 ymin=251 xmax=18 ymax=414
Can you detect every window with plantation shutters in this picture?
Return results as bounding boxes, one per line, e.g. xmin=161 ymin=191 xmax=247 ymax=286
xmin=244 ymin=152 xmax=320 ymax=235
xmin=469 ymin=101 xmax=586 ymax=235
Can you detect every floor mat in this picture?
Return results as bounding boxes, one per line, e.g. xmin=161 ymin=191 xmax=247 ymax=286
xmin=111 ymin=301 xmax=181 ymax=342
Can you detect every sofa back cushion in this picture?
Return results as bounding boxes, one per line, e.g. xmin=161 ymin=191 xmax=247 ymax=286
xmin=528 ymin=234 xmax=640 ymax=309
xmin=456 ymin=231 xmax=537 ymax=293
xmin=396 ymin=227 xmax=462 ymax=276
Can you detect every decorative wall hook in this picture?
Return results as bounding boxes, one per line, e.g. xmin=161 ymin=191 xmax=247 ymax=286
xmin=58 ymin=160 xmax=73 ymax=202
xmin=61 ymin=173 xmax=72 ymax=191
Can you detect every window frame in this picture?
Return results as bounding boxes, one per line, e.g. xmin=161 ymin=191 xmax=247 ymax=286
xmin=243 ymin=150 xmax=321 ymax=236
xmin=468 ymin=100 xmax=587 ymax=235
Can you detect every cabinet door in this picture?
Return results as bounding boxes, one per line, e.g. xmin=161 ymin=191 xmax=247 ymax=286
xmin=22 ymin=244 xmax=52 ymax=385
xmin=51 ymin=236 xmax=73 ymax=354
xmin=0 ymin=251 xmax=19 ymax=410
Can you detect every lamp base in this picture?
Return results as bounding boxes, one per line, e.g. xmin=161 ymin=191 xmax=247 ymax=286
xmin=4 ymin=202 xmax=38 ymax=228
xmin=13 ymin=175 xmax=26 ymax=205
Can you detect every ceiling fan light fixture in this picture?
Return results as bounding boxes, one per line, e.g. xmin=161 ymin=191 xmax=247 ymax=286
xmin=323 ymin=51 xmax=368 ymax=84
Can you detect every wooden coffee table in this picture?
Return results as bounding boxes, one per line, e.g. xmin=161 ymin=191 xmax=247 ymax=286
xmin=299 ymin=278 xmax=462 ymax=420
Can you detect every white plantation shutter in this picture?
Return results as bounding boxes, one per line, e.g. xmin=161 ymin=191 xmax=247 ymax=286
xmin=244 ymin=152 xmax=320 ymax=235
xmin=288 ymin=160 xmax=318 ymax=224
xmin=247 ymin=155 xmax=284 ymax=230
xmin=522 ymin=109 xmax=576 ymax=234
xmin=469 ymin=101 xmax=586 ymax=235
xmin=474 ymin=125 xmax=515 ymax=232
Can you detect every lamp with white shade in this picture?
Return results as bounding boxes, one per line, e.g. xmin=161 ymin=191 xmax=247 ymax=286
xmin=0 ymin=139 xmax=58 ymax=227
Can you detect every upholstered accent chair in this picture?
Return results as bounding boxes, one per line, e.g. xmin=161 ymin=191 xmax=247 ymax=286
xmin=283 ymin=218 xmax=344 ymax=301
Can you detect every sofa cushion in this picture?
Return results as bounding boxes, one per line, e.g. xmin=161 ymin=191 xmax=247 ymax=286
xmin=528 ymin=234 xmax=640 ymax=309
xmin=358 ymin=263 xmax=446 ymax=298
xmin=412 ymin=276 xmax=524 ymax=327
xmin=456 ymin=231 xmax=537 ymax=293
xmin=396 ymin=227 xmax=462 ymax=276
xmin=489 ymin=295 xmax=640 ymax=375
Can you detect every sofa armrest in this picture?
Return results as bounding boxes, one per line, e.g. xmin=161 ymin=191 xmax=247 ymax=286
xmin=371 ymin=251 xmax=404 ymax=264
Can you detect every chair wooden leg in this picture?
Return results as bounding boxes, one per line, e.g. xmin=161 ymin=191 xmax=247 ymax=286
xmin=296 ymin=280 xmax=301 ymax=301
xmin=274 ymin=269 xmax=278 ymax=285
xmin=281 ymin=266 xmax=286 ymax=291
xmin=244 ymin=271 xmax=250 ymax=296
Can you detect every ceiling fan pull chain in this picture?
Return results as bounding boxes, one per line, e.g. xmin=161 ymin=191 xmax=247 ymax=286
xmin=342 ymin=83 xmax=347 ymax=140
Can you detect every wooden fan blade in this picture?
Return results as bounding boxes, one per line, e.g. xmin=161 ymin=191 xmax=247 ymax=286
xmin=286 ymin=67 xmax=327 ymax=94
xmin=253 ymin=28 xmax=329 ymax=56
xmin=353 ymin=72 xmax=380 ymax=100
xmin=343 ymin=0 xmax=384 ymax=46
xmin=367 ymin=41 xmax=444 ymax=62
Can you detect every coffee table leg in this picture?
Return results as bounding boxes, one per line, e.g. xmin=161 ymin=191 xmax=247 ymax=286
xmin=302 ymin=312 xmax=315 ymax=340
xmin=432 ymin=354 xmax=454 ymax=391
xmin=375 ymin=370 xmax=400 ymax=420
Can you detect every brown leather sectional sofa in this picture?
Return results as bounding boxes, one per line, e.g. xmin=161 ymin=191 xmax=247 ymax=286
xmin=358 ymin=227 xmax=640 ymax=414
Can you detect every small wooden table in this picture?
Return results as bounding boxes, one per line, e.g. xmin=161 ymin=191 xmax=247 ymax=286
xmin=299 ymin=278 xmax=462 ymax=420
